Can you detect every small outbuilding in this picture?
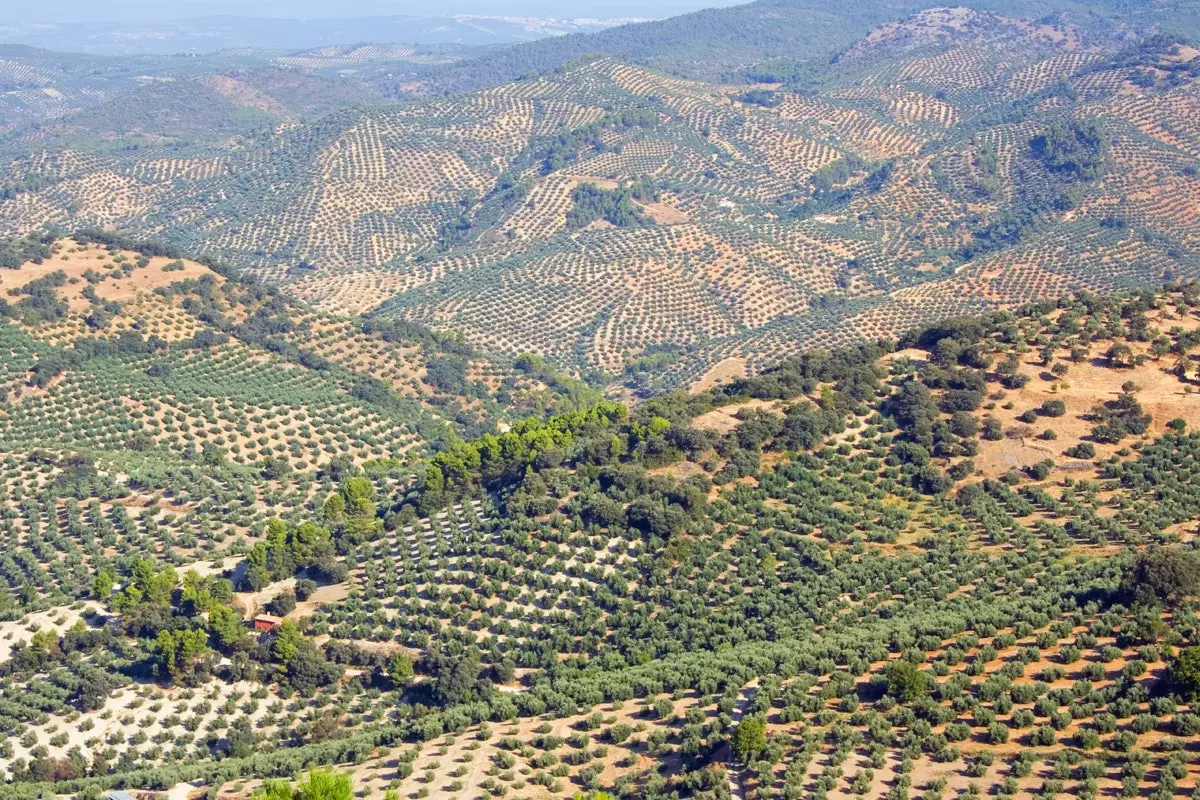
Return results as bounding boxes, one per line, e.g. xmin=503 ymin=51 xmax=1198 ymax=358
xmin=253 ymin=614 xmax=284 ymax=632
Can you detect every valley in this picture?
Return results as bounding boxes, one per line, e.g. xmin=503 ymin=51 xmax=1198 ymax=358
xmin=2 ymin=2 xmax=1200 ymax=799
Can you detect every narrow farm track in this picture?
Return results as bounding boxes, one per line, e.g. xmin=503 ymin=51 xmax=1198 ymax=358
xmin=726 ymin=681 xmax=760 ymax=800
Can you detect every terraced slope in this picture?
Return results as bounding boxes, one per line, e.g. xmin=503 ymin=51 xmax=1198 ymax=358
xmin=0 ymin=233 xmax=592 ymax=610
xmin=5 ymin=285 xmax=1200 ymax=800
xmin=2 ymin=9 xmax=1200 ymax=389
xmin=392 ymin=0 xmax=1200 ymax=92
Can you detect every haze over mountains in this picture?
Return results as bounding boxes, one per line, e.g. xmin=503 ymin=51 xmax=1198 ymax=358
xmin=0 ymin=0 xmax=743 ymax=55
xmin=0 ymin=16 xmax=646 ymax=56
xmin=0 ymin=0 xmax=737 ymax=23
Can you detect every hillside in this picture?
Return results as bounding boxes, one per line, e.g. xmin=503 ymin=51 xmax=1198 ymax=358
xmin=4 ymin=284 xmax=1200 ymax=799
xmin=7 ymin=1 xmax=1200 ymax=799
xmin=390 ymin=0 xmax=1200 ymax=92
xmin=0 ymin=44 xmax=461 ymax=134
xmin=3 ymin=10 xmax=1199 ymax=388
xmin=0 ymin=232 xmax=594 ymax=616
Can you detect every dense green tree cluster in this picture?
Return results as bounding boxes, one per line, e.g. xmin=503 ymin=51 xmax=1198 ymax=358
xmin=243 ymin=518 xmax=337 ymax=590
xmin=1030 ymin=119 xmax=1109 ymax=180
xmin=253 ymin=769 xmax=353 ymax=800
xmin=259 ymin=619 xmax=344 ymax=694
xmin=566 ymin=183 xmax=653 ymax=230
xmin=416 ymin=401 xmax=629 ymax=511
xmin=0 ymin=233 xmax=53 ymax=269
xmin=736 ymin=89 xmax=782 ymax=107
xmin=1089 ymin=389 xmax=1151 ymax=444
xmin=322 ymin=477 xmax=382 ymax=546
xmin=1120 ymin=546 xmax=1200 ymax=608
xmin=0 ymin=269 xmax=69 ymax=324
xmin=536 ymin=111 xmax=658 ymax=175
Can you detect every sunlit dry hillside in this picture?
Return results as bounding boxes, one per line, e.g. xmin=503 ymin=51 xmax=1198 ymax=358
xmin=6 ymin=9 xmax=1198 ymax=388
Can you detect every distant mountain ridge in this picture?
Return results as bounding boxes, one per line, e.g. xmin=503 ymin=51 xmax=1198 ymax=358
xmin=390 ymin=0 xmax=1200 ymax=92
xmin=0 ymin=14 xmax=644 ymax=56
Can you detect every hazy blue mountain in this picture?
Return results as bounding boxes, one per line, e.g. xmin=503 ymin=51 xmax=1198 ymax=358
xmin=0 ymin=15 xmax=647 ymax=55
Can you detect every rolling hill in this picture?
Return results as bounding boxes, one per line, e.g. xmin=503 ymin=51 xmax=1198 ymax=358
xmin=386 ymin=0 xmax=1200 ymax=92
xmin=2 ymin=8 xmax=1199 ymax=389
xmin=0 ymin=43 xmax=468 ymax=134
xmin=4 ymin=272 xmax=1200 ymax=800
xmin=0 ymin=231 xmax=594 ymax=611
xmin=4 ymin=2 xmax=1200 ymax=799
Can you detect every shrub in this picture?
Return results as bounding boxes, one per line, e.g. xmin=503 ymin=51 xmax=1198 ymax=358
xmin=1030 ymin=726 xmax=1057 ymax=747
xmin=886 ymin=661 xmax=930 ymax=702
xmin=267 ymin=591 xmax=297 ymax=616
xmin=1040 ymin=399 xmax=1066 ymax=418
xmin=607 ymin=723 xmax=632 ymax=744
xmin=1026 ymin=460 xmax=1054 ymax=480
xmin=1171 ymin=649 xmax=1200 ymax=702
xmin=733 ymin=716 xmax=767 ymax=762
xmin=1121 ymin=547 xmax=1200 ymax=608
xmin=1065 ymin=442 xmax=1095 ymax=459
